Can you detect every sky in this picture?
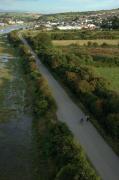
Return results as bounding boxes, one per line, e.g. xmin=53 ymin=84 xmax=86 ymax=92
xmin=0 ymin=0 xmax=119 ymax=13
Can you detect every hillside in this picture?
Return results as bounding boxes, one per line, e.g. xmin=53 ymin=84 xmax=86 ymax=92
xmin=39 ymin=8 xmax=119 ymax=21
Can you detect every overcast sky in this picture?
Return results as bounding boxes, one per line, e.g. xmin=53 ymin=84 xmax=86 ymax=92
xmin=0 ymin=0 xmax=119 ymax=13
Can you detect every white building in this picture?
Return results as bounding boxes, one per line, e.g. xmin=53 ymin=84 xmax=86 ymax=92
xmin=16 ymin=21 xmax=24 ymax=24
xmin=8 ymin=20 xmax=16 ymax=25
xmin=35 ymin=24 xmax=40 ymax=28
xmin=57 ymin=25 xmax=82 ymax=30
xmin=87 ymin=24 xmax=96 ymax=29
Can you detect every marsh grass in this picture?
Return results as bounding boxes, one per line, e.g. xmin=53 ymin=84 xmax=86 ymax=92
xmin=0 ymin=37 xmax=27 ymax=122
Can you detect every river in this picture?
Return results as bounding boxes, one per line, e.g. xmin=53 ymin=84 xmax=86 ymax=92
xmin=0 ymin=34 xmax=38 ymax=179
xmin=0 ymin=25 xmax=27 ymax=35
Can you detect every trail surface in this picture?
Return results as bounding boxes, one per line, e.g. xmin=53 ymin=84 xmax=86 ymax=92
xmin=20 ymin=34 xmax=119 ymax=180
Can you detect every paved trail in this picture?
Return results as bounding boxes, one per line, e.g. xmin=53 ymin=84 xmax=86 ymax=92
xmin=20 ymin=35 xmax=119 ymax=180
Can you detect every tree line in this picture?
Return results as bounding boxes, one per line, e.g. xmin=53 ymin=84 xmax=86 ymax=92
xmin=101 ymin=16 xmax=119 ymax=30
xmin=46 ymin=30 xmax=119 ymax=40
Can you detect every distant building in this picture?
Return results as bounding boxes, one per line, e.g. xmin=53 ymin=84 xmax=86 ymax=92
xmin=0 ymin=23 xmax=5 ymax=26
xmin=34 ymin=24 xmax=40 ymax=28
xmin=57 ymin=25 xmax=82 ymax=30
xmin=8 ymin=20 xmax=16 ymax=25
xmin=16 ymin=21 xmax=24 ymax=24
xmin=87 ymin=24 xmax=96 ymax=29
xmin=8 ymin=20 xmax=24 ymax=25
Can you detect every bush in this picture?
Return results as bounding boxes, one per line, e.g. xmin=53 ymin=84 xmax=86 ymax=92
xmin=107 ymin=114 xmax=119 ymax=137
xmin=46 ymin=121 xmax=99 ymax=180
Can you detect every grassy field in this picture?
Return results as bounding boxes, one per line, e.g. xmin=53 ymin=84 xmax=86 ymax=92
xmin=52 ymin=39 xmax=119 ymax=46
xmin=53 ymin=39 xmax=119 ymax=93
xmin=94 ymin=67 xmax=119 ymax=92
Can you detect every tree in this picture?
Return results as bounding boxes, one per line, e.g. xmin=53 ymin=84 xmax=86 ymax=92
xmin=111 ymin=16 xmax=119 ymax=29
xmin=77 ymin=80 xmax=93 ymax=93
xmin=65 ymin=72 xmax=78 ymax=82
xmin=34 ymin=33 xmax=52 ymax=52
xmin=107 ymin=113 xmax=119 ymax=138
xmin=101 ymin=16 xmax=119 ymax=30
xmin=55 ymin=164 xmax=79 ymax=180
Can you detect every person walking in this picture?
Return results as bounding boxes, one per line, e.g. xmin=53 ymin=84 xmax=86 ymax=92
xmin=80 ymin=118 xmax=84 ymax=123
xmin=86 ymin=115 xmax=90 ymax=121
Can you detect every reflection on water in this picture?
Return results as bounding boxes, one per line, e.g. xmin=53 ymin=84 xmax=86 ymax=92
xmin=0 ymin=25 xmax=26 ymax=35
xmin=0 ymin=36 xmax=38 ymax=180
xmin=0 ymin=116 xmax=34 ymax=180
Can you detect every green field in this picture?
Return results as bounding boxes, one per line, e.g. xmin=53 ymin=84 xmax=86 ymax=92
xmin=52 ymin=39 xmax=119 ymax=93
xmin=94 ymin=67 xmax=119 ymax=92
xmin=52 ymin=39 xmax=119 ymax=46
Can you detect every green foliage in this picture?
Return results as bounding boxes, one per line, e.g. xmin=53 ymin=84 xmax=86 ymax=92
xmin=94 ymin=67 xmax=119 ymax=92
xmin=93 ymin=55 xmax=119 ymax=66
xmin=107 ymin=113 xmax=119 ymax=138
xmin=8 ymin=31 xmax=20 ymax=45
xmin=111 ymin=16 xmax=119 ymax=29
xmin=49 ymin=30 xmax=119 ymax=40
xmin=55 ymin=163 xmax=99 ymax=180
xmin=77 ymin=80 xmax=94 ymax=93
xmin=43 ymin=121 xmax=99 ymax=180
xmin=101 ymin=16 xmax=119 ymax=30
xmin=28 ymin=32 xmax=119 ymax=140
xmin=33 ymin=32 xmax=52 ymax=52
xmin=33 ymin=96 xmax=48 ymax=115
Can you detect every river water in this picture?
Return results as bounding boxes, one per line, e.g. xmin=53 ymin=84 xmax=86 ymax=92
xmin=0 ymin=25 xmax=27 ymax=35
xmin=0 ymin=34 xmax=38 ymax=179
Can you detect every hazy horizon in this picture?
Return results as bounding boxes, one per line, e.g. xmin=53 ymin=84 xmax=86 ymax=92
xmin=0 ymin=0 xmax=119 ymax=14
xmin=0 ymin=7 xmax=119 ymax=15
